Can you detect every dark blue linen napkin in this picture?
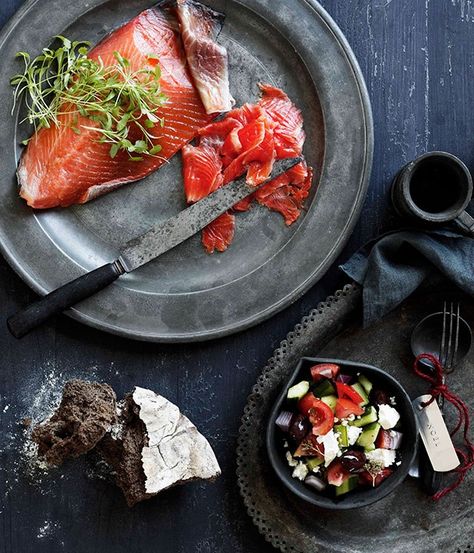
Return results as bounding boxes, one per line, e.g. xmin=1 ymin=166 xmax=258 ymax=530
xmin=340 ymin=229 xmax=474 ymax=327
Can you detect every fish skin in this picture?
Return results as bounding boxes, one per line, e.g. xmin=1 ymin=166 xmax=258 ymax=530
xmin=18 ymin=7 xmax=213 ymax=209
xmin=175 ymin=0 xmax=235 ymax=114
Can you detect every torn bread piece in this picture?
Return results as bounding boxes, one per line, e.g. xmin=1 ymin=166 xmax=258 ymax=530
xmin=31 ymin=380 xmax=117 ymax=466
xmin=98 ymin=387 xmax=221 ymax=506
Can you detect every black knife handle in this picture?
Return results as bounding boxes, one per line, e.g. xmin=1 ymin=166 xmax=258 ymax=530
xmin=419 ymin=438 xmax=444 ymax=495
xmin=7 ymin=261 xmax=124 ymax=338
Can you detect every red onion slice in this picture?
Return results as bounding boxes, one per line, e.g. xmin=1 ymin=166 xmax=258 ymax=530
xmin=336 ymin=374 xmax=353 ymax=384
xmin=275 ymin=410 xmax=294 ymax=433
xmin=375 ymin=429 xmax=403 ymax=449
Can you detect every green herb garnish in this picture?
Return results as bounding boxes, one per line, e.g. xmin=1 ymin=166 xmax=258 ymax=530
xmin=10 ymin=36 xmax=168 ymax=159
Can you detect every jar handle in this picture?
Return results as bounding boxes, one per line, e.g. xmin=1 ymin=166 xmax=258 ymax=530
xmin=453 ymin=210 xmax=474 ymax=237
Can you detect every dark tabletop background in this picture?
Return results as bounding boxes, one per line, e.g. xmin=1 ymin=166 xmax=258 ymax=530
xmin=1 ymin=1 xmax=473 ymax=552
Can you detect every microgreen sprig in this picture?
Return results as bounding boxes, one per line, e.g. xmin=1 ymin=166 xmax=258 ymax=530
xmin=10 ymin=36 xmax=168 ymax=160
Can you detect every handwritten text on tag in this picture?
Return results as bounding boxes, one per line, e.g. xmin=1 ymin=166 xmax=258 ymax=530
xmin=413 ymin=395 xmax=460 ymax=472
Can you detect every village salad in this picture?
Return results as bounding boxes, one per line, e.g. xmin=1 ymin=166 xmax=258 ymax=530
xmin=275 ymin=363 xmax=403 ymax=497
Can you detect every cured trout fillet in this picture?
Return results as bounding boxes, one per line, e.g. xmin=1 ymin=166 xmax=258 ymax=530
xmin=18 ymin=5 xmax=220 ymax=209
xmin=182 ymin=84 xmax=314 ymax=253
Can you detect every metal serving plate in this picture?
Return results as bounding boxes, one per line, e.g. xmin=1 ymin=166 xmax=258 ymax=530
xmin=0 ymin=0 xmax=372 ymax=341
xmin=237 ymin=283 xmax=474 ymax=552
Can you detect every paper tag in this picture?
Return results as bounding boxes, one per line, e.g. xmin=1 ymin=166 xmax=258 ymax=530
xmin=413 ymin=395 xmax=460 ymax=472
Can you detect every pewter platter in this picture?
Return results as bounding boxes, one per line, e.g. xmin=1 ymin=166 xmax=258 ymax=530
xmin=237 ymin=283 xmax=474 ymax=552
xmin=0 ymin=0 xmax=373 ymax=341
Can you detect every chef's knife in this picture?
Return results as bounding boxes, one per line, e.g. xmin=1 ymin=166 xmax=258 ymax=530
xmin=8 ymin=157 xmax=301 ymax=338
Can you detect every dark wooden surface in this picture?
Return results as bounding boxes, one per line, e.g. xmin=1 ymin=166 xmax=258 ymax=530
xmin=0 ymin=1 xmax=473 ymax=552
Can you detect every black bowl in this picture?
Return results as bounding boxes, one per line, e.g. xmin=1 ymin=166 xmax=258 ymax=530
xmin=266 ymin=357 xmax=419 ymax=510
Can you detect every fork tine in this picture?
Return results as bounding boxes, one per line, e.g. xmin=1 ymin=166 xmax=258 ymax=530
xmin=448 ymin=302 xmax=461 ymax=374
xmin=440 ymin=301 xmax=447 ymax=367
xmin=446 ymin=301 xmax=455 ymax=371
xmin=446 ymin=301 xmax=459 ymax=372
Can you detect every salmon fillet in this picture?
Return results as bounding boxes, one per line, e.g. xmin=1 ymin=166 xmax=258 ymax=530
xmin=18 ymin=7 xmax=215 ymax=209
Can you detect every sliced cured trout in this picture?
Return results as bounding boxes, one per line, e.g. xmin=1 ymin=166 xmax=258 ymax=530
xmin=257 ymin=84 xmax=305 ymax=158
xmin=256 ymin=161 xmax=313 ymax=225
xmin=175 ymin=0 xmax=235 ymax=114
xmin=181 ymin=143 xmax=223 ymax=203
xmin=182 ymin=84 xmax=314 ymax=252
xmin=18 ymin=4 xmax=225 ymax=209
xmin=201 ymin=212 xmax=235 ymax=253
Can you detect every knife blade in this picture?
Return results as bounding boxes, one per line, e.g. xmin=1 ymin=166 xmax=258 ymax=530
xmin=7 ymin=156 xmax=302 ymax=338
xmin=119 ymin=156 xmax=299 ymax=272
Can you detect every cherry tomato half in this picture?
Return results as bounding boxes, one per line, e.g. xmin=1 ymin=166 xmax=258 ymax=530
xmin=359 ymin=468 xmax=393 ymax=487
xmin=294 ymin=433 xmax=325 ymax=458
xmin=298 ymin=392 xmax=320 ymax=415
xmin=310 ymin=363 xmax=340 ymax=382
xmin=336 ymin=382 xmax=364 ymax=405
xmin=308 ymin=401 xmax=335 ymax=436
xmin=327 ymin=460 xmax=350 ymax=486
xmin=335 ymin=398 xmax=364 ymax=418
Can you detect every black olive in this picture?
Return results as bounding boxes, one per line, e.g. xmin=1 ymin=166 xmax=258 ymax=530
xmin=340 ymin=450 xmax=366 ymax=473
xmin=288 ymin=414 xmax=310 ymax=444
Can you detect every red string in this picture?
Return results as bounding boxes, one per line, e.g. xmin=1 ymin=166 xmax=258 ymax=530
xmin=413 ymin=353 xmax=474 ymax=500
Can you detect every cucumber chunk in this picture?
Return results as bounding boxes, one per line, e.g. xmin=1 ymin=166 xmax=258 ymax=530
xmin=351 ymin=405 xmax=378 ymax=427
xmin=312 ymin=379 xmax=336 ymax=398
xmin=356 ymin=422 xmax=381 ymax=449
xmin=320 ymin=395 xmax=337 ymax=412
xmin=358 ymin=374 xmax=373 ymax=394
xmin=306 ymin=457 xmax=324 ymax=471
xmin=287 ymin=381 xmax=310 ymax=400
xmin=351 ymin=382 xmax=369 ymax=406
xmin=335 ymin=424 xmax=349 ymax=447
xmin=335 ymin=475 xmax=359 ymax=496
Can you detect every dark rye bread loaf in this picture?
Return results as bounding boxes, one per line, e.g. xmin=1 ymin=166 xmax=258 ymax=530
xmin=97 ymin=388 xmax=222 ymax=506
xmin=31 ymin=380 xmax=117 ymax=466
xmin=29 ymin=381 xmax=221 ymax=507
xmin=96 ymin=394 xmax=152 ymax=507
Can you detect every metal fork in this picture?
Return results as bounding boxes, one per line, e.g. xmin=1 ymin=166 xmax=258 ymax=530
xmin=420 ymin=301 xmax=461 ymax=494
xmin=438 ymin=301 xmax=461 ymax=409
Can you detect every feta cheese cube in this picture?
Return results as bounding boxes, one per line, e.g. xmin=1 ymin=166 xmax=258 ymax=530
xmin=292 ymin=461 xmax=309 ymax=481
xmin=378 ymin=403 xmax=400 ymax=429
xmin=286 ymin=451 xmax=298 ymax=467
xmin=366 ymin=448 xmax=396 ymax=467
xmin=347 ymin=425 xmax=363 ymax=446
xmin=316 ymin=429 xmax=341 ymax=467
